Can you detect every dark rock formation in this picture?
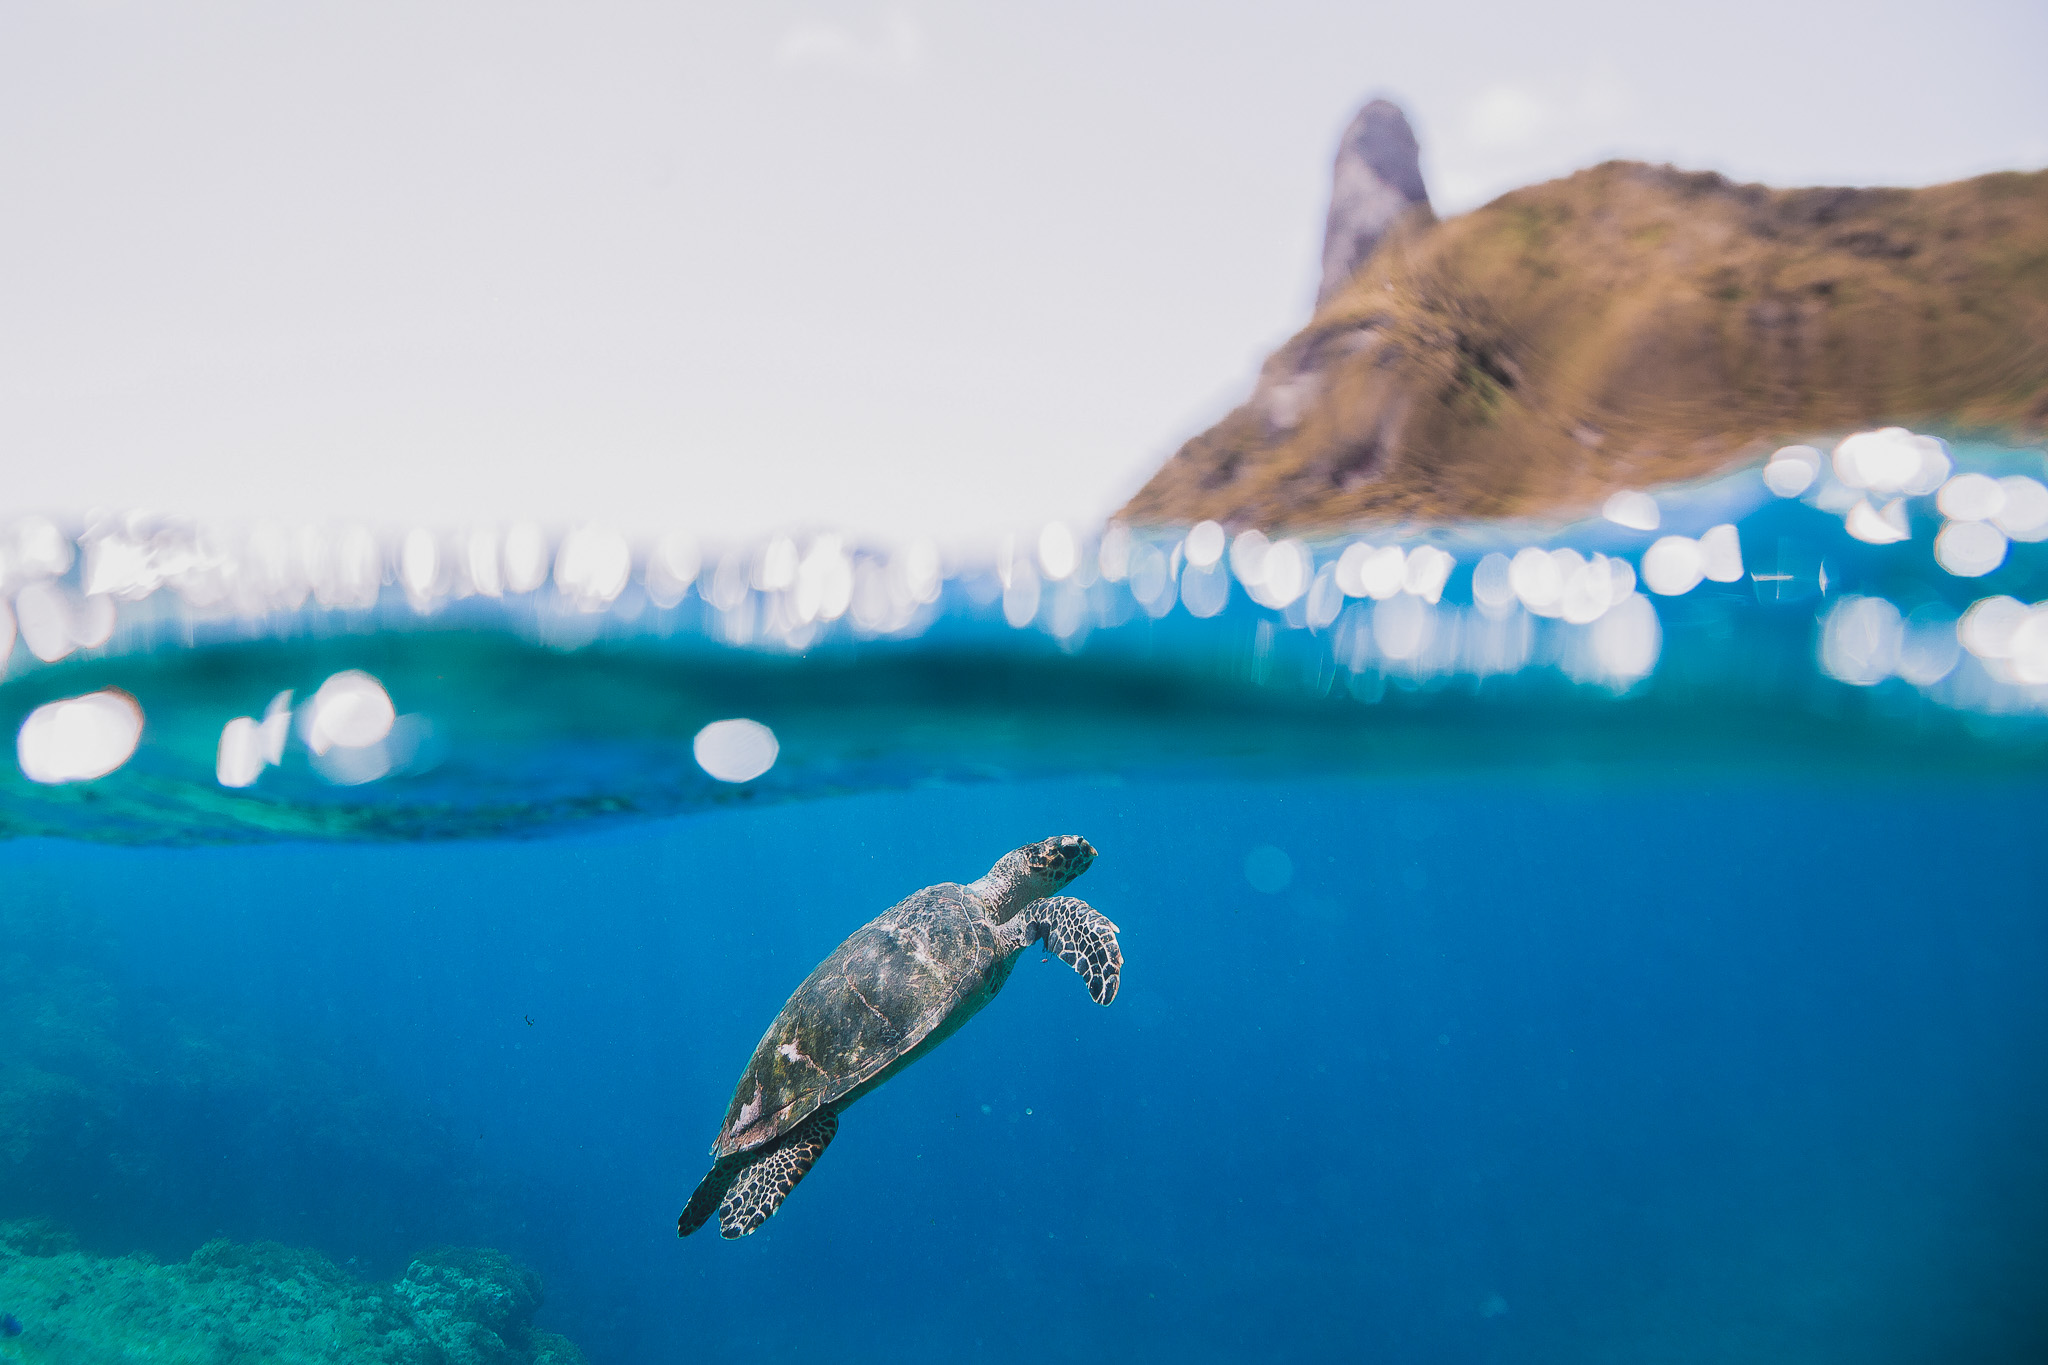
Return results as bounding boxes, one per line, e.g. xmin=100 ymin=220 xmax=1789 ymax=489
xmin=1317 ymin=98 xmax=1432 ymax=307
xmin=1124 ymin=153 xmax=2048 ymax=530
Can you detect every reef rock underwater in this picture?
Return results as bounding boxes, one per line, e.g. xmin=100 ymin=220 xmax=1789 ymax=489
xmin=0 ymin=1224 xmax=582 ymax=1365
xmin=0 ymin=891 xmax=593 ymax=1363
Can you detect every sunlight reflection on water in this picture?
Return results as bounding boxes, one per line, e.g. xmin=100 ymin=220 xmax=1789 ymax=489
xmin=17 ymin=688 xmax=142 ymax=783
xmin=7 ymin=429 xmax=2048 ymax=796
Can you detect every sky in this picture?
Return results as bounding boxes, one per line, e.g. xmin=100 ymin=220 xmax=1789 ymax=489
xmin=2 ymin=1 xmax=2043 ymax=544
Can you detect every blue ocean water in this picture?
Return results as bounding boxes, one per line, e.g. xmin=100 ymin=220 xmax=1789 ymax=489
xmin=4 ymin=438 xmax=2048 ymax=1361
xmin=6 ymin=777 xmax=2047 ymax=1362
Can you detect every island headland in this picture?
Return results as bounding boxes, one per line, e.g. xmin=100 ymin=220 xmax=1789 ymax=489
xmin=1121 ymin=100 xmax=2048 ymax=529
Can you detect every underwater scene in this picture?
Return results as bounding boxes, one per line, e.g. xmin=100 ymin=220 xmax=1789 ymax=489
xmin=4 ymin=434 xmax=2048 ymax=1363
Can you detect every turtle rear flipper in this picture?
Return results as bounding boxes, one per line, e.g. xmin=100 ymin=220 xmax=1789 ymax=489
xmin=678 ymin=1151 xmax=749 ymax=1237
xmin=715 ymin=1107 xmax=840 ymax=1238
xmin=1013 ymin=896 xmax=1122 ymax=1005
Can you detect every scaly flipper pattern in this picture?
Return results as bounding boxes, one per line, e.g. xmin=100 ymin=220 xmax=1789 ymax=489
xmin=678 ymin=1152 xmax=748 ymax=1238
xmin=716 ymin=1106 xmax=840 ymax=1238
xmin=1014 ymin=896 xmax=1122 ymax=1005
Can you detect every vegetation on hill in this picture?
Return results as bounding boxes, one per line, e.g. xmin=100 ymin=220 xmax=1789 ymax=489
xmin=1122 ymin=163 xmax=2048 ymax=528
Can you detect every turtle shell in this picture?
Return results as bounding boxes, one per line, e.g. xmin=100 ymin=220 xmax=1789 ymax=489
xmin=711 ymin=882 xmax=1003 ymax=1158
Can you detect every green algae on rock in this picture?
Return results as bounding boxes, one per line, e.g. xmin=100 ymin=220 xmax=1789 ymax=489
xmin=1122 ymin=103 xmax=2048 ymax=530
xmin=0 ymin=1222 xmax=585 ymax=1365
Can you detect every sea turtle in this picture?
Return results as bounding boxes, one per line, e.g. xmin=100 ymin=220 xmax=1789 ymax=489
xmin=678 ymin=835 xmax=1121 ymax=1239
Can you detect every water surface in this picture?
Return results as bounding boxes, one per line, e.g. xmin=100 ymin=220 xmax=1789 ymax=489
xmin=3 ymin=441 xmax=2046 ymax=1362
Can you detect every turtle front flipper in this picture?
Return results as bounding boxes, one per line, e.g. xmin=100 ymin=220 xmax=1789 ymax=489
xmin=1010 ymin=896 xmax=1122 ymax=1005
xmin=712 ymin=1106 xmax=840 ymax=1239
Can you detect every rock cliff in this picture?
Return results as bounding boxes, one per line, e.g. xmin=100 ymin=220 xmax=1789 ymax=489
xmin=1316 ymin=99 xmax=1432 ymax=307
xmin=1123 ymin=104 xmax=2048 ymax=529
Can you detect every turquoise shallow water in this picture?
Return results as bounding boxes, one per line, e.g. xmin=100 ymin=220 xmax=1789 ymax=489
xmin=3 ymin=438 xmax=2047 ymax=1361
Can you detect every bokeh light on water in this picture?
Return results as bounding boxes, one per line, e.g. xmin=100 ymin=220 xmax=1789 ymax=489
xmin=16 ymin=688 xmax=143 ymax=783
xmin=7 ymin=428 xmax=2048 ymax=828
xmin=303 ymin=672 xmax=395 ymax=756
xmin=1243 ymin=844 xmax=1294 ymax=894
xmin=692 ymin=719 xmax=780 ymax=784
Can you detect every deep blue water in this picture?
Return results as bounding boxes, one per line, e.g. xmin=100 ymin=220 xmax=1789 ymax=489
xmin=6 ymin=772 xmax=2046 ymax=1362
xmin=7 ymin=441 xmax=2048 ymax=1360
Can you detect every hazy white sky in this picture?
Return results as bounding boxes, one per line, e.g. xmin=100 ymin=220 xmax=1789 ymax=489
xmin=3 ymin=1 xmax=2043 ymax=541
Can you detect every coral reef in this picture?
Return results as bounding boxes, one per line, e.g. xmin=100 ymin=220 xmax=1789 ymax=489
xmin=0 ymin=1220 xmax=585 ymax=1365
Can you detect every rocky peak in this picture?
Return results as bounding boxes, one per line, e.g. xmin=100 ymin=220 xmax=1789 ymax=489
xmin=1316 ymin=98 xmax=1430 ymax=308
xmin=1123 ymin=153 xmax=2048 ymax=529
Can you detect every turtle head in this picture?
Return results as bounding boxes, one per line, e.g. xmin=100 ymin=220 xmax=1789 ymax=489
xmin=970 ymin=835 xmax=1096 ymax=920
